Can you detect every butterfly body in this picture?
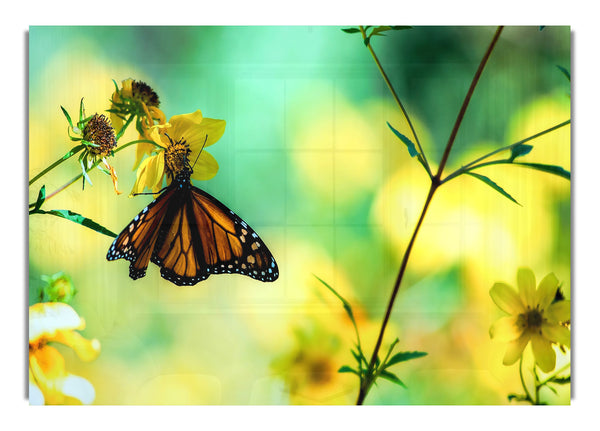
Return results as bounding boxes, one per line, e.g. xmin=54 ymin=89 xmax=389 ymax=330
xmin=107 ymin=168 xmax=279 ymax=286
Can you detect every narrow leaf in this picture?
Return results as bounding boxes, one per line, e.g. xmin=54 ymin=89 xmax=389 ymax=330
xmin=61 ymin=106 xmax=74 ymax=129
xmin=385 ymin=351 xmax=428 ymax=368
xmin=465 ymin=171 xmax=521 ymax=206
xmin=80 ymin=160 xmax=93 ymax=186
xmin=549 ymin=376 xmax=571 ymax=385
xmin=387 ymin=122 xmax=419 ymax=157
xmin=78 ymin=98 xmax=85 ymax=124
xmin=513 ymin=162 xmax=571 ymax=180
xmin=379 ymin=370 xmax=407 ymax=388
xmin=509 ymin=143 xmax=533 ymax=161
xmin=341 ymin=27 xmax=361 ymax=34
xmin=556 ymin=65 xmax=570 ymax=82
xmin=34 ymin=209 xmax=117 ymax=238
xmin=314 ymin=275 xmax=356 ymax=323
xmin=338 ymin=365 xmax=359 ymax=375
xmin=33 ymin=185 xmax=46 ymax=212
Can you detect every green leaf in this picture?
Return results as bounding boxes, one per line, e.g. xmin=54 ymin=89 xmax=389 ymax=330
xmin=80 ymin=159 xmax=93 ymax=186
xmin=371 ymin=26 xmax=412 ymax=36
xmin=556 ymin=65 xmax=571 ymax=82
xmin=341 ymin=27 xmax=361 ymax=34
xmin=61 ymin=106 xmax=74 ymax=129
xmin=338 ymin=365 xmax=359 ymax=375
xmin=509 ymin=143 xmax=533 ymax=161
xmin=549 ymin=376 xmax=571 ymax=385
xmin=33 ymin=185 xmax=46 ymax=212
xmin=465 ymin=171 xmax=520 ymax=206
xmin=513 ymin=162 xmax=571 ymax=180
xmin=378 ymin=370 xmax=406 ymax=388
xmin=507 ymin=393 xmax=528 ymax=402
xmin=314 ymin=275 xmax=356 ymax=323
xmin=33 ymin=209 xmax=117 ymax=238
xmin=387 ymin=122 xmax=419 ymax=157
xmin=384 ymin=351 xmax=428 ymax=369
xmin=78 ymin=97 xmax=85 ymax=124
xmin=363 ymin=36 xmax=371 ymax=46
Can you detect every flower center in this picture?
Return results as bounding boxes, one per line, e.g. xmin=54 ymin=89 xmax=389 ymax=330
xmin=517 ymin=307 xmax=544 ymax=332
xmin=83 ymin=114 xmax=116 ymax=157
xmin=164 ymin=136 xmax=191 ymax=177
xmin=132 ymin=81 xmax=160 ymax=107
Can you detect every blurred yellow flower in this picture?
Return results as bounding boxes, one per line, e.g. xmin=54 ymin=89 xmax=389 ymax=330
xmin=129 ymin=110 xmax=225 ymax=196
xmin=489 ymin=268 xmax=570 ymax=372
xmin=29 ymin=302 xmax=101 ymax=405
xmin=272 ymin=320 xmax=353 ymax=405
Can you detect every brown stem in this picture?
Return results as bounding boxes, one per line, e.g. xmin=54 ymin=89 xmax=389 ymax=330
xmin=435 ymin=26 xmax=504 ymax=178
xmin=356 ymin=26 xmax=504 ymax=405
xmin=356 ymin=183 xmax=438 ymax=404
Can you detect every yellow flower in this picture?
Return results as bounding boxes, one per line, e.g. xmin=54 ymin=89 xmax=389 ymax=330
xmin=109 ymin=78 xmax=166 ymax=169
xmin=29 ymin=302 xmax=101 ymax=405
xmin=489 ymin=268 xmax=570 ymax=372
xmin=130 ymin=110 xmax=225 ymax=196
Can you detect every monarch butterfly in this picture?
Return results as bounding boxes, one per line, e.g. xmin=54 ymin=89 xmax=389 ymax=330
xmin=106 ymin=142 xmax=279 ymax=286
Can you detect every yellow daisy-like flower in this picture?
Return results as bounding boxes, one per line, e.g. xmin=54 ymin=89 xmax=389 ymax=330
xmin=129 ymin=110 xmax=225 ymax=196
xmin=109 ymin=78 xmax=166 ymax=169
xmin=29 ymin=302 xmax=101 ymax=405
xmin=489 ymin=268 xmax=570 ymax=373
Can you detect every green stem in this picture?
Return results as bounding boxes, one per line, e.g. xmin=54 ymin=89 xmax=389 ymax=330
xmin=359 ymin=26 xmax=432 ymax=178
xmin=441 ymin=119 xmax=571 ymax=184
xmin=29 ymin=144 xmax=85 ymax=186
xmin=29 ymin=139 xmax=155 ymax=206
xmin=519 ymin=356 xmax=534 ymax=404
xmin=537 ymin=362 xmax=571 ymax=386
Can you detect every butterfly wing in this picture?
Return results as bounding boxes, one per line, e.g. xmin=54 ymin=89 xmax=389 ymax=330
xmin=106 ymin=187 xmax=176 ymax=280
xmin=150 ymin=185 xmax=279 ymax=285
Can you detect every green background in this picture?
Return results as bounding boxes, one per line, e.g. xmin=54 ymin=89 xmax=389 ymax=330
xmin=29 ymin=26 xmax=570 ymax=405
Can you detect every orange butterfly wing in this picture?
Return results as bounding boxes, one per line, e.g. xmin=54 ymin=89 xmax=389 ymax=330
xmin=150 ymin=185 xmax=279 ymax=285
xmin=107 ymin=181 xmax=279 ymax=286
xmin=106 ymin=187 xmax=176 ymax=280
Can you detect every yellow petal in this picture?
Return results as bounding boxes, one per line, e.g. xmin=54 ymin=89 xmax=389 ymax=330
xmin=196 ymin=118 xmax=226 ymax=148
xmin=502 ymin=332 xmax=530 ymax=366
xmin=536 ymin=272 xmax=559 ymax=310
xmin=490 ymin=282 xmax=525 ymax=315
xmin=541 ymin=322 xmax=570 ymax=348
xmin=52 ymin=330 xmax=101 ymax=362
xmin=29 ymin=381 xmax=45 ymax=405
xmin=531 ymin=332 xmax=556 ymax=372
xmin=547 ymin=300 xmax=571 ymax=323
xmin=29 ymin=303 xmax=84 ymax=343
xmin=57 ymin=374 xmax=96 ymax=405
xmin=170 ymin=111 xmax=226 ymax=149
xmin=121 ymin=78 xmax=133 ymax=98
xmin=130 ymin=154 xmax=165 ymax=197
xmin=30 ymin=345 xmax=68 ymax=404
xmin=517 ymin=267 xmax=536 ymax=307
xmin=109 ymin=111 xmax=124 ymax=135
xmin=489 ymin=316 xmax=523 ymax=342
xmin=133 ymin=141 xmax=158 ymax=170
xmin=190 ymin=151 xmax=219 ymax=181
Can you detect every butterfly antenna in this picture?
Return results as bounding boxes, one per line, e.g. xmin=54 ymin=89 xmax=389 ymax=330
xmin=191 ymin=134 xmax=208 ymax=169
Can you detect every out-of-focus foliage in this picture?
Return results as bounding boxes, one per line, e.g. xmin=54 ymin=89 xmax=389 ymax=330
xmin=29 ymin=26 xmax=570 ymax=404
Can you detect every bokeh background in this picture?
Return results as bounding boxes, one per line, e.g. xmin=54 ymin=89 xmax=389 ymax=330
xmin=28 ymin=26 xmax=570 ymax=405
